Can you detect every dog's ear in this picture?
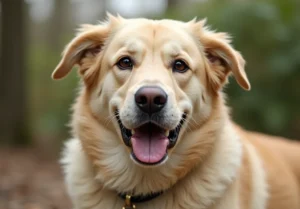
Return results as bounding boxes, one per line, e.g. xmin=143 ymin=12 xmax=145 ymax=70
xmin=52 ymin=14 xmax=122 ymax=80
xmin=190 ymin=19 xmax=251 ymax=91
xmin=52 ymin=25 xmax=108 ymax=80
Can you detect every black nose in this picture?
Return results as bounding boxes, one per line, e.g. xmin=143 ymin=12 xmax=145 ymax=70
xmin=135 ymin=86 xmax=167 ymax=114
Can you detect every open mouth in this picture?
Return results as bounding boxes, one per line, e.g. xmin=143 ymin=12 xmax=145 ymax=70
xmin=115 ymin=111 xmax=186 ymax=165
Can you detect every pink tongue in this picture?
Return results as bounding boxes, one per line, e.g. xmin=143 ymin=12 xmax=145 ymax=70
xmin=131 ymin=127 xmax=168 ymax=164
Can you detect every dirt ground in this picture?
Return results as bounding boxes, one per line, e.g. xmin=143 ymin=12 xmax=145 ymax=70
xmin=0 ymin=148 xmax=72 ymax=209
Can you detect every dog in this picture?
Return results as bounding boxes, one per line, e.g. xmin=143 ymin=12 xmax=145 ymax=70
xmin=52 ymin=14 xmax=300 ymax=209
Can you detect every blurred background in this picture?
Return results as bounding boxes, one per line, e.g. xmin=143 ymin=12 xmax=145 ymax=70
xmin=0 ymin=0 xmax=299 ymax=208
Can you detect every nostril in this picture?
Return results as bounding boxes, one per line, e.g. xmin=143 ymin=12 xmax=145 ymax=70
xmin=153 ymin=96 xmax=166 ymax=106
xmin=137 ymin=95 xmax=147 ymax=105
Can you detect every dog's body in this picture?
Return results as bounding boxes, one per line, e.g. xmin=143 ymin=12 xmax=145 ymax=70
xmin=53 ymin=15 xmax=300 ymax=209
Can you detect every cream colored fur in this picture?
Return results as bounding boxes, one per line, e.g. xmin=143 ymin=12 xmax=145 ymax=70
xmin=62 ymin=119 xmax=245 ymax=209
xmin=54 ymin=15 xmax=300 ymax=209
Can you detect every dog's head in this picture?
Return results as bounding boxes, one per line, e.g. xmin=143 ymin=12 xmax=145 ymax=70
xmin=53 ymin=15 xmax=250 ymax=193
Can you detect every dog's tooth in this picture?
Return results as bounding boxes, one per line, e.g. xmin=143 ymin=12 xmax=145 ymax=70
xmin=132 ymin=130 xmax=135 ymax=135
xmin=165 ymin=130 xmax=169 ymax=136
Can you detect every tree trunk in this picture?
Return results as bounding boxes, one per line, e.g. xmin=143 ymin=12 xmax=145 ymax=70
xmin=46 ymin=0 xmax=71 ymax=52
xmin=0 ymin=0 xmax=29 ymax=145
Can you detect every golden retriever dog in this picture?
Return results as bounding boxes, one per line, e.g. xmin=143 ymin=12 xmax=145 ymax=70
xmin=52 ymin=14 xmax=300 ymax=209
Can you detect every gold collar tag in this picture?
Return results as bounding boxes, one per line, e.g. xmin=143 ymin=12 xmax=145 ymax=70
xmin=122 ymin=194 xmax=136 ymax=209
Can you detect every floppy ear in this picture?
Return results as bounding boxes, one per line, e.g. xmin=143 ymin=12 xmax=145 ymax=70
xmin=51 ymin=25 xmax=109 ymax=80
xmin=52 ymin=14 xmax=123 ymax=80
xmin=190 ymin=20 xmax=251 ymax=91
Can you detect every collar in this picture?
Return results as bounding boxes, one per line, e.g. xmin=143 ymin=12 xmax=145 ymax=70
xmin=118 ymin=191 xmax=163 ymax=203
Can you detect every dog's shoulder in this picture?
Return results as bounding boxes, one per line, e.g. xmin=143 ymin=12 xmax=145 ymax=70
xmin=236 ymin=126 xmax=300 ymax=209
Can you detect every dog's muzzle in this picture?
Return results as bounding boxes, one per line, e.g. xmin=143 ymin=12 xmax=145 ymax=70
xmin=116 ymin=86 xmax=186 ymax=166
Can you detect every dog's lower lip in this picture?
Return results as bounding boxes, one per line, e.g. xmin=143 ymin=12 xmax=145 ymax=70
xmin=115 ymin=111 xmax=186 ymax=164
xmin=131 ymin=152 xmax=168 ymax=165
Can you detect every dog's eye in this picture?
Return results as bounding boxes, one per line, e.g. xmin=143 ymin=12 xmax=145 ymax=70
xmin=117 ymin=57 xmax=133 ymax=70
xmin=172 ymin=60 xmax=189 ymax=73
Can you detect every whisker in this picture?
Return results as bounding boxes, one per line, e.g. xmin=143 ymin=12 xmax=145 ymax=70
xmin=189 ymin=116 xmax=200 ymax=127
xmin=104 ymin=114 xmax=116 ymax=127
xmin=182 ymin=118 xmax=193 ymax=132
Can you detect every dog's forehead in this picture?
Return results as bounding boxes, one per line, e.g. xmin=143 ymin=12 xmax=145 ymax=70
xmin=111 ymin=19 xmax=197 ymax=54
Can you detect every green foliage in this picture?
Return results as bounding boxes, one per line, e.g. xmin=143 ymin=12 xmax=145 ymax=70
xmin=28 ymin=41 xmax=78 ymax=142
xmin=165 ymin=0 xmax=300 ymax=138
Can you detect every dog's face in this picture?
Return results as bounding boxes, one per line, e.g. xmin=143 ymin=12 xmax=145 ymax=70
xmin=53 ymin=15 xmax=250 ymax=192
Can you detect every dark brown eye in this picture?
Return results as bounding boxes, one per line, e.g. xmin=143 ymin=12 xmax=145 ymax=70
xmin=117 ymin=57 xmax=133 ymax=70
xmin=172 ymin=60 xmax=189 ymax=73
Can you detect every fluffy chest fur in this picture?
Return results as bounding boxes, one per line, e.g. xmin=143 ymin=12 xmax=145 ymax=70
xmin=61 ymin=122 xmax=259 ymax=209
